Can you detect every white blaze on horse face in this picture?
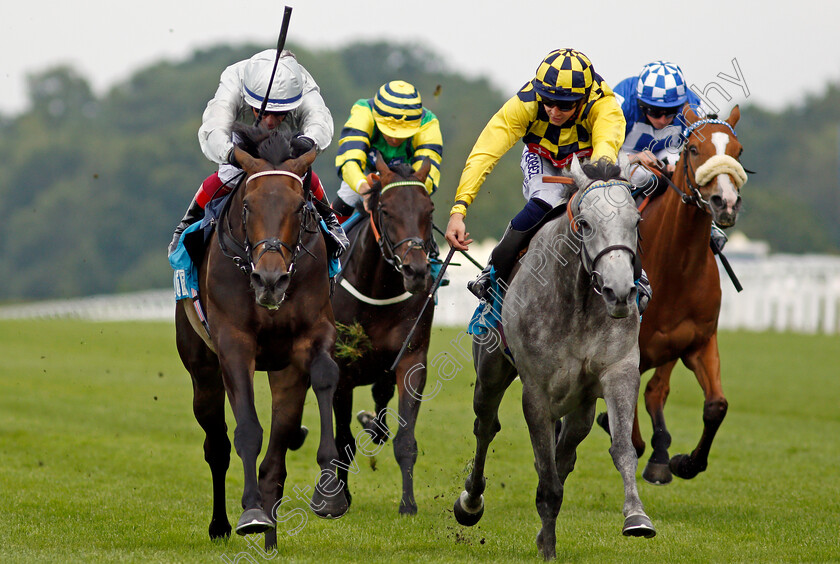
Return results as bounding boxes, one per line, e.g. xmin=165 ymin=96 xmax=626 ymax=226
xmin=710 ymin=132 xmax=740 ymax=208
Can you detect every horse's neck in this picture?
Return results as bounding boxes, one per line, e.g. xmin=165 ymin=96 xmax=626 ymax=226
xmin=644 ymin=162 xmax=713 ymax=272
xmin=525 ymin=220 xmax=589 ymax=299
xmin=345 ymin=221 xmax=404 ymax=296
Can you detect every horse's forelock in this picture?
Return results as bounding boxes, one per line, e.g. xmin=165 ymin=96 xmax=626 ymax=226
xmin=232 ymin=124 xmax=294 ymax=166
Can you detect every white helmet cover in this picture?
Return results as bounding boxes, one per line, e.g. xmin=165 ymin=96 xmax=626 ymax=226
xmin=243 ymin=49 xmax=304 ymax=112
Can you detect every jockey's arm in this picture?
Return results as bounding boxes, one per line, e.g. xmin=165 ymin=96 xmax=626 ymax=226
xmin=198 ymin=60 xmax=248 ymax=164
xmin=585 ymin=96 xmax=626 ymax=163
xmin=411 ymin=117 xmax=444 ymax=194
xmin=293 ymin=64 xmax=334 ymax=152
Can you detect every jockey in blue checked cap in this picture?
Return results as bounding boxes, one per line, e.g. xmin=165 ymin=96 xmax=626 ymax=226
xmin=613 ymin=61 xmax=727 ymax=250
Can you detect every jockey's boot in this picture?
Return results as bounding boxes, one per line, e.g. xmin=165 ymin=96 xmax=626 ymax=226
xmin=313 ymin=194 xmax=350 ymax=260
xmin=168 ymin=196 xmax=204 ymax=256
xmin=467 ymin=223 xmax=530 ymax=301
xmin=636 ymin=268 xmax=652 ymax=314
xmin=710 ymin=223 xmax=728 ymax=254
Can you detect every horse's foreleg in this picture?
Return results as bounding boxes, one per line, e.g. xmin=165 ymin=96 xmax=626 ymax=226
xmin=602 ymin=367 xmax=656 ymax=539
xmin=453 ymin=343 xmax=517 ymax=528
xmin=191 ymin=370 xmax=232 ymax=540
xmin=332 ymin=382 xmax=356 ymax=508
xmin=674 ymin=333 xmax=727 ymax=479
xmin=642 ymin=359 xmax=677 ymax=485
xmin=393 ymin=353 xmax=426 ymax=515
xmin=217 ymin=337 xmax=272 ymax=535
xmin=259 ymin=370 xmax=307 ymax=550
xmin=521 ymin=383 xmax=562 ymax=561
xmin=307 ymin=347 xmax=349 ymax=519
xmin=554 ymin=402 xmax=596 ymax=485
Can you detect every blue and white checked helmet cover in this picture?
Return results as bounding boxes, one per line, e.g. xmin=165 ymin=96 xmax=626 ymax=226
xmin=636 ymin=61 xmax=688 ymax=108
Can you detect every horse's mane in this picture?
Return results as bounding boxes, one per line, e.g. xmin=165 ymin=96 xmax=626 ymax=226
xmin=231 ymin=124 xmax=294 ymax=166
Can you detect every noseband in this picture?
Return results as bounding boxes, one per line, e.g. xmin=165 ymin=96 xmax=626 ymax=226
xmin=679 ymin=118 xmax=746 ymax=211
xmin=369 ymin=180 xmax=433 ymax=273
xmin=567 ymin=180 xmax=639 ymax=294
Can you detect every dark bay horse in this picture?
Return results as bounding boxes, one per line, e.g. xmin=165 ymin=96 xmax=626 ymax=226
xmin=621 ymin=105 xmax=748 ymax=484
xmin=454 ymin=157 xmax=655 ymax=560
xmin=175 ymin=128 xmax=348 ymax=544
xmin=331 ymin=156 xmax=435 ymax=514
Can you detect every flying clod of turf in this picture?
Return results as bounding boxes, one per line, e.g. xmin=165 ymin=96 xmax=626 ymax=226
xmin=335 ymin=321 xmax=372 ymax=362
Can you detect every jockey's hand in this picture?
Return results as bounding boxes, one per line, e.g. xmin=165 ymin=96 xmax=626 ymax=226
xmin=445 ymin=213 xmax=473 ymax=251
xmin=631 ymin=150 xmax=664 ymax=170
xmin=290 ymin=135 xmax=316 ymax=158
xmin=358 ymin=182 xmax=373 ymax=212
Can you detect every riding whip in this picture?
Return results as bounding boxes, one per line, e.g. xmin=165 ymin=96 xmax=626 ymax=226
xmin=255 ymin=6 xmax=293 ymax=125
xmin=390 ymin=246 xmax=456 ymax=372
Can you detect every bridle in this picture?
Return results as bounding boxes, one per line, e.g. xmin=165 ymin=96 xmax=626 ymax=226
xmin=368 ymin=180 xmax=434 ymax=273
xmin=218 ymin=170 xmax=319 ymax=284
xmin=567 ymin=179 xmax=640 ymax=294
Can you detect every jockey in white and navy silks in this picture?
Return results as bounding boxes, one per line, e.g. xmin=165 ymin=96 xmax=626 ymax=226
xmin=612 ymin=61 xmax=702 ymax=189
xmin=168 ymin=49 xmax=348 ymax=259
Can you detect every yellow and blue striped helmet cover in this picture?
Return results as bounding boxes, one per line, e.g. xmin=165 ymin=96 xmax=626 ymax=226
xmin=532 ymin=49 xmax=594 ymax=101
xmin=372 ymin=80 xmax=423 ymax=137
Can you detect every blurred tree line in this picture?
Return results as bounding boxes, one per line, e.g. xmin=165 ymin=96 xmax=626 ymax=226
xmin=0 ymin=41 xmax=837 ymax=301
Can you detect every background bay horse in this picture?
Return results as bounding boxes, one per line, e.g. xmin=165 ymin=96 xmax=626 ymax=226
xmin=331 ymin=156 xmax=435 ymax=514
xmin=175 ymin=128 xmax=347 ymax=545
xmin=619 ymin=105 xmax=747 ymax=485
xmin=453 ymin=157 xmax=655 ymax=560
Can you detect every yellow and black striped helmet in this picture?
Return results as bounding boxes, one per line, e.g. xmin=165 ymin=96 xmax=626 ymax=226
xmin=372 ymin=80 xmax=423 ymax=137
xmin=532 ymin=48 xmax=594 ymax=102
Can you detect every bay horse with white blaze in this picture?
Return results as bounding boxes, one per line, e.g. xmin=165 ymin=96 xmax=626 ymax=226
xmin=454 ymin=157 xmax=655 ymax=560
xmin=604 ymin=105 xmax=747 ymax=485
xmin=331 ymin=156 xmax=435 ymax=514
xmin=175 ymin=127 xmax=348 ymax=545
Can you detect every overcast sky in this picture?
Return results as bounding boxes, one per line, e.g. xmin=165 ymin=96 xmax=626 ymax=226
xmin=3 ymin=1 xmax=839 ymax=116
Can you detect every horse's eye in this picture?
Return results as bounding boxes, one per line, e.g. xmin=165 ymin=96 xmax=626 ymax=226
xmin=688 ymin=145 xmax=699 ymax=156
xmin=577 ymin=218 xmax=593 ymax=235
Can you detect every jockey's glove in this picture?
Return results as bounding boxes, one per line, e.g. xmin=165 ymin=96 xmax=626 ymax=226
xmin=291 ymin=135 xmax=316 ymax=158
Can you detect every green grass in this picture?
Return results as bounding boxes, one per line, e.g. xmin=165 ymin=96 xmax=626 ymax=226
xmin=1 ymin=320 xmax=838 ymax=563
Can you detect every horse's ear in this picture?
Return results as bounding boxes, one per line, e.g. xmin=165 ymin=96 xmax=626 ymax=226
xmin=413 ymin=157 xmax=432 ymax=184
xmin=568 ymin=153 xmax=588 ymax=187
xmin=234 ymin=147 xmax=259 ymax=175
xmin=726 ymin=104 xmax=741 ymax=127
xmin=285 ymin=148 xmax=317 ymax=176
xmin=374 ymin=150 xmax=390 ymax=177
xmin=682 ymin=102 xmax=702 ymax=124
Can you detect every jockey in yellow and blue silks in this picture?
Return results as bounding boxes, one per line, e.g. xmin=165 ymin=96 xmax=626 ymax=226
xmin=614 ymin=61 xmax=726 ymax=251
xmin=444 ymin=49 xmax=640 ymax=302
xmin=332 ymin=80 xmax=443 ymax=219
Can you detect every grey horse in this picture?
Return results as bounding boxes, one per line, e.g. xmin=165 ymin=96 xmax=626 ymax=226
xmin=453 ymin=156 xmax=656 ymax=560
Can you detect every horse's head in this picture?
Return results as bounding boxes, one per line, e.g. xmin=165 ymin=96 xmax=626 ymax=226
xmin=233 ymin=139 xmax=317 ymax=310
xmin=567 ymin=155 xmax=641 ymax=318
xmin=367 ymin=153 xmax=435 ymax=294
xmin=680 ymin=105 xmax=746 ymax=227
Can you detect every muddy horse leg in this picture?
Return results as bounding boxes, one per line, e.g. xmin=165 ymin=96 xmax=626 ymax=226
xmin=259 ymin=369 xmax=308 ymax=550
xmin=453 ymin=343 xmax=517 ymax=528
xmin=392 ymin=353 xmax=427 ymax=515
xmin=641 ymin=360 xmax=677 ymax=485
xmin=672 ymin=333 xmax=728 ymax=479
xmin=521 ymin=382 xmax=563 ymax=561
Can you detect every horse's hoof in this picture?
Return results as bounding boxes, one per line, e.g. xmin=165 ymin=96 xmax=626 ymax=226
xmin=357 ymin=410 xmax=389 ymax=445
xmin=596 ymin=412 xmax=611 ymax=435
xmin=623 ymin=513 xmax=656 ymax=538
xmin=453 ymin=491 xmax=484 ymax=526
xmin=235 ymin=508 xmax=273 ymax=536
xmin=669 ymin=453 xmax=706 ymax=479
xmin=642 ymin=461 xmax=673 ymax=485
xmin=208 ymin=518 xmax=232 ymax=540
xmin=288 ymin=426 xmax=308 ymax=451
xmin=311 ymin=488 xmax=349 ymax=519
xmin=399 ymin=500 xmax=418 ymax=516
